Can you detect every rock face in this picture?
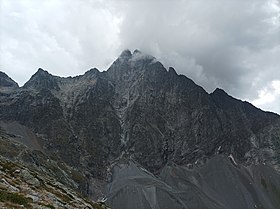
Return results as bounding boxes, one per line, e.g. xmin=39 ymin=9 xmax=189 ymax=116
xmin=0 ymin=72 xmax=19 ymax=88
xmin=0 ymin=49 xmax=280 ymax=208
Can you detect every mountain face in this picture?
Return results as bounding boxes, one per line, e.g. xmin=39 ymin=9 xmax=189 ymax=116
xmin=0 ymin=49 xmax=280 ymax=209
xmin=0 ymin=72 xmax=19 ymax=89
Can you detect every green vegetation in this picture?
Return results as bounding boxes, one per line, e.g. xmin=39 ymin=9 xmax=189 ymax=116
xmin=45 ymin=182 xmax=73 ymax=202
xmin=92 ymin=202 xmax=109 ymax=209
xmin=0 ymin=161 xmax=16 ymax=173
xmin=71 ymin=169 xmax=87 ymax=184
xmin=46 ymin=204 xmax=56 ymax=209
xmin=0 ymin=190 xmax=30 ymax=207
xmin=39 ymin=203 xmax=56 ymax=209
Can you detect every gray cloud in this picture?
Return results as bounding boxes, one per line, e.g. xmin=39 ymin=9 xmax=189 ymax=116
xmin=116 ymin=0 xmax=280 ymax=113
xmin=0 ymin=0 xmax=120 ymax=84
xmin=117 ymin=0 xmax=279 ymax=92
xmin=0 ymin=0 xmax=280 ymax=114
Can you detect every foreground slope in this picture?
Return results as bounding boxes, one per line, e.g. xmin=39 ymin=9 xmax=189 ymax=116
xmin=0 ymin=128 xmax=112 ymax=208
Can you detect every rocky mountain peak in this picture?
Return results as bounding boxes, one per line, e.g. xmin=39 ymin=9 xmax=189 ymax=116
xmin=37 ymin=68 xmax=48 ymax=74
xmin=106 ymin=49 xmax=158 ymax=84
xmin=168 ymin=67 xmax=177 ymax=76
xmin=117 ymin=49 xmax=156 ymax=64
xmin=212 ymin=87 xmax=229 ymax=96
xmin=132 ymin=49 xmax=141 ymax=55
xmin=30 ymin=68 xmax=51 ymax=78
xmin=0 ymin=71 xmax=19 ymax=89
xmin=84 ymin=68 xmax=100 ymax=76
xmin=119 ymin=49 xmax=132 ymax=60
xmin=23 ymin=68 xmax=59 ymax=90
xmin=130 ymin=49 xmax=156 ymax=63
xmin=30 ymin=68 xmax=52 ymax=79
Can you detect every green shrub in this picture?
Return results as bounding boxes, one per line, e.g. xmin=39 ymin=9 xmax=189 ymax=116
xmin=0 ymin=190 xmax=30 ymax=206
xmin=40 ymin=203 xmax=56 ymax=209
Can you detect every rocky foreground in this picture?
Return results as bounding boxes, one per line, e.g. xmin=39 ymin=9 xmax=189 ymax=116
xmin=0 ymin=129 xmax=112 ymax=209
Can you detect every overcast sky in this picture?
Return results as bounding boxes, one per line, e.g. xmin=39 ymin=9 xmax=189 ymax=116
xmin=0 ymin=0 xmax=280 ymax=114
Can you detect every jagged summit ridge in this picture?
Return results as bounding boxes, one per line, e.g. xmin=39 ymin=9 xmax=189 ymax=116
xmin=117 ymin=49 xmax=157 ymax=65
xmin=12 ymin=50 xmax=158 ymax=89
xmin=23 ymin=68 xmax=60 ymax=90
xmin=119 ymin=49 xmax=132 ymax=59
xmin=133 ymin=49 xmax=141 ymax=54
xmin=36 ymin=67 xmax=49 ymax=74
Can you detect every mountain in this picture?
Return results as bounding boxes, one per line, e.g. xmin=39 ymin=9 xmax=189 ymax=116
xmin=0 ymin=49 xmax=280 ymax=209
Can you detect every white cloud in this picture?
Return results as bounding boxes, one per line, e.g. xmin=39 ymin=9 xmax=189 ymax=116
xmin=0 ymin=0 xmax=122 ymax=85
xmin=252 ymin=80 xmax=280 ymax=114
xmin=0 ymin=0 xmax=280 ymax=114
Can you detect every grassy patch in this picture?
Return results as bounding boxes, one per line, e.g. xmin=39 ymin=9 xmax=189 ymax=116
xmin=0 ymin=161 xmax=17 ymax=173
xmin=45 ymin=182 xmax=72 ymax=203
xmin=70 ymin=169 xmax=86 ymax=184
xmin=0 ymin=190 xmax=30 ymax=207
xmin=39 ymin=203 xmax=55 ymax=209
xmin=90 ymin=202 xmax=114 ymax=209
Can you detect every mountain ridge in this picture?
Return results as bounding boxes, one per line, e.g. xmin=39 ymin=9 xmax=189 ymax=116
xmin=0 ymin=49 xmax=280 ymax=209
xmin=1 ymin=50 xmax=279 ymax=168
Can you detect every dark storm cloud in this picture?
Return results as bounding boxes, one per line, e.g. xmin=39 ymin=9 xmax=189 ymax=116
xmin=116 ymin=0 xmax=280 ymax=113
xmin=117 ymin=0 xmax=279 ymax=93
xmin=0 ymin=0 xmax=279 ymax=113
